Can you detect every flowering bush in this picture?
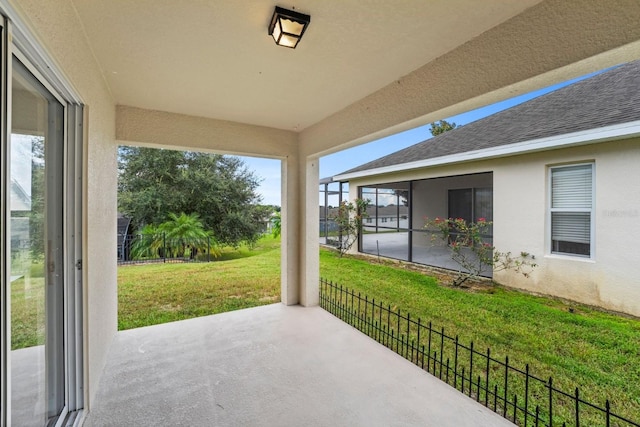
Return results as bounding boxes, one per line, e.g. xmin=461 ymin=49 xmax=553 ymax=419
xmin=425 ymin=217 xmax=536 ymax=287
xmin=330 ymin=198 xmax=369 ymax=257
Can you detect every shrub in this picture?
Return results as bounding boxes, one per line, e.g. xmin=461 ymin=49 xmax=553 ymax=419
xmin=425 ymin=217 xmax=537 ymax=286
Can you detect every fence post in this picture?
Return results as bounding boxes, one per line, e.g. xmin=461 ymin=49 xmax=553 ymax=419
xmin=504 ymin=356 xmax=509 ymax=418
xmin=524 ymin=364 xmax=530 ymax=427
xmin=440 ymin=327 xmax=445 ymax=380
xmin=163 ymin=233 xmax=167 ymax=263
xmin=427 ymin=322 xmax=433 ymax=372
xmin=469 ymin=341 xmax=474 ymax=397
xmin=454 ymin=335 xmax=459 ymax=389
xmin=575 ymin=387 xmax=580 ymax=427
xmin=548 ymin=377 xmax=553 ymax=427
xmin=485 ymin=348 xmax=491 ymax=407
xmin=207 ymin=236 xmax=211 ymax=262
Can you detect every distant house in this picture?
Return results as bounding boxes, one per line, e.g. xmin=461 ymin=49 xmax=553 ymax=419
xmin=333 ymin=61 xmax=640 ymax=317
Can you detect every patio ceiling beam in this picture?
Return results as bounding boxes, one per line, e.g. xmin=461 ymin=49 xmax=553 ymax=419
xmin=115 ymin=105 xmax=297 ymax=159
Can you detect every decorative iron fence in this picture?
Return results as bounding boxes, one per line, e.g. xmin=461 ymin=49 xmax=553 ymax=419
xmin=319 ymin=278 xmax=639 ymax=427
xmin=117 ymin=234 xmax=216 ymax=265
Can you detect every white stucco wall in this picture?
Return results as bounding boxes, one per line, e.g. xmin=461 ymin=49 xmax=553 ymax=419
xmin=349 ymin=139 xmax=640 ymax=317
xmin=10 ymin=0 xmax=118 ymax=409
xmin=493 ymin=138 xmax=640 ymax=317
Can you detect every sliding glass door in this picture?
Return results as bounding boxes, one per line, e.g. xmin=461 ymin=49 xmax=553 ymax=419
xmin=10 ymin=55 xmax=65 ymax=426
xmin=0 ymin=14 xmax=84 ymax=423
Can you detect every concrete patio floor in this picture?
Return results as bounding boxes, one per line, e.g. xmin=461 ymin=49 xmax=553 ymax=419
xmin=83 ymin=304 xmax=514 ymax=427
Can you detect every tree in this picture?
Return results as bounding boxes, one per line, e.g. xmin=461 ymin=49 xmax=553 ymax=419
xmin=159 ymin=212 xmax=212 ymax=257
xmin=429 ymin=119 xmax=457 ymax=136
xmin=130 ymin=224 xmax=162 ymax=260
xmin=118 ymin=147 xmax=264 ymax=246
xmin=129 ymin=213 xmax=220 ymax=260
xmin=271 ymin=212 xmax=281 ymax=238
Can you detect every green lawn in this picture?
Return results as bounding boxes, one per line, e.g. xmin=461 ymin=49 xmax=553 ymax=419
xmin=319 ymin=248 xmax=640 ymax=424
xmin=118 ymin=235 xmax=281 ymax=330
xmin=11 ymin=261 xmax=46 ymax=350
xmin=11 ymin=276 xmax=45 ymax=350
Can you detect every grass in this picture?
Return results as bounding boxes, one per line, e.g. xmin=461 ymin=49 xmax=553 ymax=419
xmin=11 ymin=261 xmax=45 ymax=350
xmin=118 ymin=235 xmax=281 ymax=330
xmin=11 ymin=276 xmax=45 ymax=350
xmin=319 ymin=248 xmax=640 ymax=424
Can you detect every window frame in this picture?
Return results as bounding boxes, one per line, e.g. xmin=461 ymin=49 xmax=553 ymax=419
xmin=548 ymin=162 xmax=595 ymax=259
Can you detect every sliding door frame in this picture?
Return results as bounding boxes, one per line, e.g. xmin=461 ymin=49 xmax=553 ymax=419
xmin=0 ymin=9 xmax=85 ymax=427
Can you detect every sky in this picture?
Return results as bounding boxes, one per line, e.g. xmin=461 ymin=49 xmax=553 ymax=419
xmin=240 ymin=70 xmax=604 ymax=206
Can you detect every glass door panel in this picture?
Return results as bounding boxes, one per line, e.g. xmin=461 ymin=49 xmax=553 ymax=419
xmin=448 ymin=188 xmax=472 ymax=222
xmin=10 ymin=57 xmax=64 ymax=426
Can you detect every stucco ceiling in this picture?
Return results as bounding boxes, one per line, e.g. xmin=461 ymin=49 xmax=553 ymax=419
xmin=71 ymin=0 xmax=542 ymax=131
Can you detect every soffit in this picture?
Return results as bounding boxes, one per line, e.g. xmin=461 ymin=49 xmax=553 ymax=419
xmin=71 ymin=0 xmax=541 ymax=131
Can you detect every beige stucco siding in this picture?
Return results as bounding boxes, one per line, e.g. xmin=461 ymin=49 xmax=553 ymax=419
xmin=494 ymin=138 xmax=640 ymax=316
xmin=349 ymin=138 xmax=640 ymax=317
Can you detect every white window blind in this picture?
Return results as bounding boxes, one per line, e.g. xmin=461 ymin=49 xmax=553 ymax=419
xmin=550 ymin=164 xmax=593 ymax=255
xmin=551 ymin=212 xmax=590 ymax=243
xmin=552 ymin=165 xmax=592 ymax=209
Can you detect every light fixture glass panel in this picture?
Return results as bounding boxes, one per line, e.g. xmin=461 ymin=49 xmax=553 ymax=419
xmin=272 ymin=20 xmax=282 ymax=43
xmin=281 ymin=18 xmax=304 ymax=36
xmin=279 ymin=34 xmax=299 ymax=48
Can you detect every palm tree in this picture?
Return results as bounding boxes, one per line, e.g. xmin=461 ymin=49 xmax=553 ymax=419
xmin=159 ymin=212 xmax=213 ymax=259
xmin=130 ymin=224 xmax=163 ymax=260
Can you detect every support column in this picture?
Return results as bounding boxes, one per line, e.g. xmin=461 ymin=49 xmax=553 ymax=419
xmin=299 ymin=156 xmax=319 ymax=306
xmin=281 ymin=155 xmax=299 ymax=305
xmin=281 ymin=153 xmax=319 ymax=307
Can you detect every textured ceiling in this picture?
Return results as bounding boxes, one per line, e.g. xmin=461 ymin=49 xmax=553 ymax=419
xmin=71 ymin=0 xmax=541 ymax=131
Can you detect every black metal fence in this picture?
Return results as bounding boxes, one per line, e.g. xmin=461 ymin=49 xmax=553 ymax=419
xmin=319 ymin=278 xmax=639 ymax=427
xmin=118 ymin=234 xmax=216 ymax=265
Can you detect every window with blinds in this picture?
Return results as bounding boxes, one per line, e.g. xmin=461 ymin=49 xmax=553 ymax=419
xmin=550 ymin=164 xmax=593 ymax=256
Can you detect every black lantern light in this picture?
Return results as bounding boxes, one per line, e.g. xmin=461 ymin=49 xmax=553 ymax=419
xmin=268 ymin=6 xmax=311 ymax=49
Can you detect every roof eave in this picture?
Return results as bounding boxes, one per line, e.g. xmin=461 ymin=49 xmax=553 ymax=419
xmin=334 ymin=120 xmax=640 ymax=181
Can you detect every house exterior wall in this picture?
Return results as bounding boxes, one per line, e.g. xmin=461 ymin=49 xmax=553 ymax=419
xmin=493 ymin=138 xmax=640 ymax=317
xmin=11 ymin=0 xmax=118 ymax=408
xmin=349 ymin=138 xmax=640 ymax=317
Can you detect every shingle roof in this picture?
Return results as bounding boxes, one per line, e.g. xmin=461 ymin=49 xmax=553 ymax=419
xmin=340 ymin=60 xmax=640 ymax=175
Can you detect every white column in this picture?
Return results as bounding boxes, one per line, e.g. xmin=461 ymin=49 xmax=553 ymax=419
xmin=299 ymin=156 xmax=319 ymax=306
xmin=281 ymin=155 xmax=299 ymax=305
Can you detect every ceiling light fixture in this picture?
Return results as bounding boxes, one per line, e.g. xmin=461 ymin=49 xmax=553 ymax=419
xmin=268 ymin=6 xmax=310 ymax=49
